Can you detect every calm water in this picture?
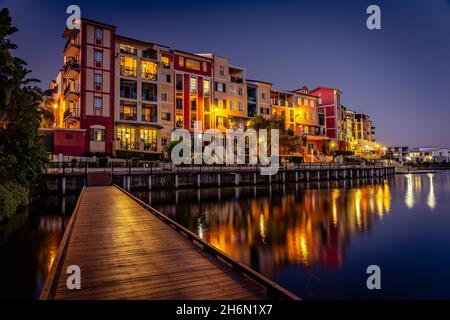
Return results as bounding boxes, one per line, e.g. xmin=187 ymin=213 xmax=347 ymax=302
xmin=0 ymin=194 xmax=78 ymax=299
xmin=135 ymin=172 xmax=450 ymax=299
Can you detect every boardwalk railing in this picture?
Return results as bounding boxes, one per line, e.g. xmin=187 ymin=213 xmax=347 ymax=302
xmin=43 ymin=160 xmax=393 ymax=175
xmin=114 ymin=184 xmax=301 ymax=301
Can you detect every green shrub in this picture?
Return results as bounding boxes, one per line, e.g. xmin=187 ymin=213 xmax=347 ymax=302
xmin=0 ymin=182 xmax=29 ymax=220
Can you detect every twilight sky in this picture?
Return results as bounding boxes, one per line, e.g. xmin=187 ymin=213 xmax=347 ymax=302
xmin=3 ymin=0 xmax=450 ymax=147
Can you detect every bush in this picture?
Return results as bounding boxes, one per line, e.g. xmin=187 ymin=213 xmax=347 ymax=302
xmin=0 ymin=182 xmax=29 ymax=220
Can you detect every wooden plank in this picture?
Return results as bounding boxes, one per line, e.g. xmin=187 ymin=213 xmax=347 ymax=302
xmin=41 ymin=186 xmax=269 ymax=300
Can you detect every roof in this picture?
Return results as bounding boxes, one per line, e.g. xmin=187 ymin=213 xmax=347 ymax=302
xmin=310 ymin=87 xmax=343 ymax=94
xmin=116 ymin=35 xmax=170 ymax=50
xmin=246 ymin=79 xmax=273 ymax=85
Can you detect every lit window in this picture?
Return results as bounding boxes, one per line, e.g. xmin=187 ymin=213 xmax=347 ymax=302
xmin=119 ymin=100 xmax=137 ymax=121
xmin=238 ymin=101 xmax=243 ymax=111
xmin=203 ymin=79 xmax=210 ymax=96
xmin=90 ymin=128 xmax=105 ymax=141
xmin=161 ymin=56 xmax=170 ymax=68
xmin=161 ymin=112 xmax=171 ymax=121
xmin=119 ymin=45 xmax=137 ymax=56
xmin=141 ymin=60 xmax=157 ymax=80
xmin=202 ymin=62 xmax=208 ymax=72
xmin=120 ymin=56 xmax=137 ymax=77
xmin=140 ymin=129 xmax=157 ymax=151
xmin=190 ymin=77 xmax=197 ymax=94
xmin=179 ymin=56 xmax=184 ymax=67
xmin=186 ymin=59 xmax=200 ymax=71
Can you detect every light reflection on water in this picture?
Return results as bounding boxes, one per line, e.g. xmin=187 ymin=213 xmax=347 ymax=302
xmin=136 ymin=172 xmax=450 ymax=299
xmin=0 ymin=194 xmax=77 ymax=299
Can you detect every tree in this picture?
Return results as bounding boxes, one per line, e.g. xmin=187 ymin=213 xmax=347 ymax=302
xmin=247 ymin=115 xmax=306 ymax=156
xmin=0 ymin=8 xmax=47 ymax=219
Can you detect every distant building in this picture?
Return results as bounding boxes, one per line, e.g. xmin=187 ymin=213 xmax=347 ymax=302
xmin=388 ymin=146 xmax=410 ymax=164
xmin=408 ymin=147 xmax=450 ymax=163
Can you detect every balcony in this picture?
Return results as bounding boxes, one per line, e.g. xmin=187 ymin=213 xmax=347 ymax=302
xmin=64 ymin=39 xmax=80 ymax=58
xmin=64 ymin=85 xmax=80 ymax=102
xmin=63 ymin=108 xmax=80 ymax=123
xmin=63 ymin=60 xmax=80 ymax=80
xmin=247 ymin=96 xmax=257 ymax=103
xmin=120 ymin=66 xmax=137 ymax=78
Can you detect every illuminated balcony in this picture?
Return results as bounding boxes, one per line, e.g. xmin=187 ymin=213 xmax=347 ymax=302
xmin=64 ymin=39 xmax=80 ymax=58
xmin=63 ymin=108 xmax=80 ymax=125
xmin=64 ymin=85 xmax=80 ymax=102
xmin=63 ymin=60 xmax=80 ymax=80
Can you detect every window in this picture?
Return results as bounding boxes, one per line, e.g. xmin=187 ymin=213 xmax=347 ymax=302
xmin=119 ymin=45 xmax=137 ymax=56
xmin=203 ymin=79 xmax=210 ymax=96
xmin=186 ymin=59 xmax=200 ymax=70
xmin=229 ymin=100 xmax=234 ymax=110
xmin=90 ymin=128 xmax=105 ymax=141
xmin=94 ymin=50 xmax=103 ymax=62
xmin=217 ymin=99 xmax=224 ymax=109
xmin=238 ymin=87 xmax=243 ymax=96
xmin=204 ymin=97 xmax=210 ymax=112
xmin=215 ymin=82 xmax=226 ymax=93
xmin=161 ymin=56 xmax=170 ymax=68
xmin=161 ymin=112 xmax=171 ymax=121
xmin=202 ymin=62 xmax=208 ymax=72
xmin=94 ymin=73 xmax=103 ymax=86
xmin=120 ymin=56 xmax=137 ymax=77
xmin=176 ymin=114 xmax=183 ymax=128
xmin=176 ymin=74 xmax=183 ymax=90
xmin=289 ymin=110 xmax=294 ymax=122
xmin=179 ymin=56 xmax=184 ymax=67
xmin=142 ymin=103 xmax=157 ymax=122
xmin=142 ymin=82 xmax=157 ymax=101
xmin=238 ymin=101 xmax=243 ymax=111
xmin=142 ymin=48 xmax=157 ymax=60
xmin=94 ymin=96 xmax=102 ymax=110
xmin=310 ymin=112 xmax=314 ymax=121
xmin=161 ymin=92 xmax=168 ymax=102
xmin=120 ymin=79 xmax=137 ymax=99
xmin=141 ymin=60 xmax=157 ymax=80
xmin=190 ymin=77 xmax=197 ymax=94
xmin=304 ymin=99 xmax=309 ymax=107
xmin=262 ymin=92 xmax=267 ymax=100
xmin=222 ymin=99 xmax=227 ymax=109
xmin=219 ymin=66 xmax=225 ymax=76
xmin=204 ymin=114 xmax=210 ymax=130
xmin=161 ymin=138 xmax=168 ymax=147
xmin=119 ymin=101 xmax=137 ymax=120
xmin=297 ymin=98 xmax=302 ymax=105
xmin=190 ymin=96 xmax=197 ymax=111
xmin=164 ymin=74 xmax=171 ymax=83
xmin=140 ymin=129 xmax=157 ymax=151
xmin=310 ymin=100 xmax=315 ymax=107
xmin=176 ymin=92 xmax=183 ymax=110
xmin=94 ymin=28 xmax=103 ymax=40
xmin=230 ymin=84 xmax=235 ymax=94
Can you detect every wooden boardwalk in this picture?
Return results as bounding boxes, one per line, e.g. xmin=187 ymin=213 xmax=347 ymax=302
xmin=40 ymin=186 xmax=292 ymax=300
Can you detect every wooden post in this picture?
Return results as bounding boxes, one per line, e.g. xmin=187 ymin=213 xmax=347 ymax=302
xmin=217 ymin=174 xmax=221 ymax=187
xmin=253 ymin=172 xmax=257 ymax=185
xmin=197 ymin=174 xmax=201 ymax=188
xmin=175 ymin=174 xmax=179 ymax=189
xmin=306 ymin=171 xmax=310 ymax=182
xmin=61 ymin=176 xmax=66 ymax=195
xmin=148 ymin=175 xmax=152 ymax=190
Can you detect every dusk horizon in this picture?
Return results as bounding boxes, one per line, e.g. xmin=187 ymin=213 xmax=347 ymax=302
xmin=4 ymin=0 xmax=450 ymax=147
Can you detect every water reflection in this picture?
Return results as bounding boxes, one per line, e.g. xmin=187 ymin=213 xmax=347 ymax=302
xmin=0 ymin=194 xmax=77 ymax=299
xmin=136 ymin=172 xmax=450 ymax=299
xmin=136 ymin=179 xmax=394 ymax=273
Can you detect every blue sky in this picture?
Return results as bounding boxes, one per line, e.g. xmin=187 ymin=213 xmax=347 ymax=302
xmin=3 ymin=0 xmax=450 ymax=147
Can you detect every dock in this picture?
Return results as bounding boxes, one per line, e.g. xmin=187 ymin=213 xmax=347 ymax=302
xmin=40 ymin=186 xmax=298 ymax=300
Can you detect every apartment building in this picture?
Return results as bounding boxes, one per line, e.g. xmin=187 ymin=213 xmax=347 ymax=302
xmin=114 ymin=36 xmax=174 ymax=154
xmin=246 ymin=80 xmax=272 ymax=118
xmin=309 ymin=87 xmax=348 ymax=151
xmin=173 ymin=51 xmax=213 ymax=132
xmin=43 ymin=17 xmax=380 ymax=161
xmin=195 ymin=54 xmax=247 ymax=131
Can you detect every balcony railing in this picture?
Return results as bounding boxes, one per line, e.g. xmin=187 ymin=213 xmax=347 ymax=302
xmin=63 ymin=60 xmax=80 ymax=79
xmin=120 ymin=66 xmax=137 ymax=78
xmin=64 ymin=108 xmax=80 ymax=120
xmin=247 ymin=96 xmax=257 ymax=103
xmin=64 ymin=39 xmax=80 ymax=57
xmin=64 ymin=85 xmax=80 ymax=101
